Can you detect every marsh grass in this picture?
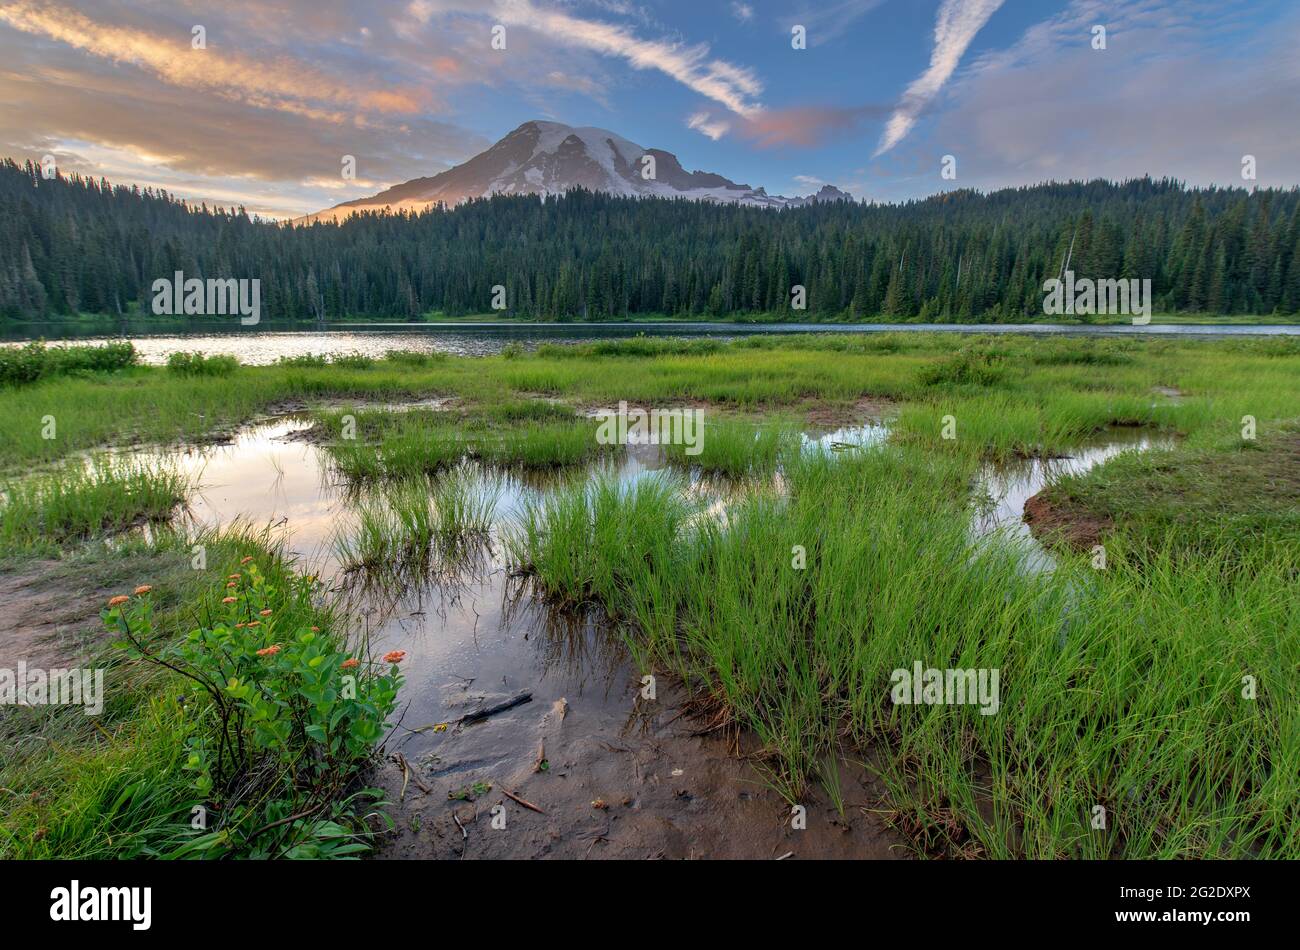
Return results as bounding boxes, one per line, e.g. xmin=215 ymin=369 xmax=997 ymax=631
xmin=661 ymin=417 xmax=799 ymax=477
xmin=333 ymin=467 xmax=501 ymax=574
xmin=0 ymin=457 xmax=190 ymax=553
xmin=318 ymin=406 xmax=610 ymax=481
xmin=510 ymin=439 xmax=1298 ymax=858
xmin=1038 ymin=423 xmax=1300 ymax=567
xmin=3 ymin=332 xmax=1297 ymax=475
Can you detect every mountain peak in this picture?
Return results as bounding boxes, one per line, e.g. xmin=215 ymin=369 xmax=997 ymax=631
xmin=299 ymin=121 xmax=852 ymax=223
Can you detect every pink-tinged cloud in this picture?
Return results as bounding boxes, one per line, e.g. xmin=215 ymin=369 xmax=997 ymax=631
xmin=0 ymin=0 xmax=431 ymax=120
xmin=738 ymin=105 xmax=882 ymax=148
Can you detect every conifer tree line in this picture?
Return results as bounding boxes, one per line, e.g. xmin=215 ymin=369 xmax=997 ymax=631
xmin=2 ymin=157 xmax=1298 ymax=322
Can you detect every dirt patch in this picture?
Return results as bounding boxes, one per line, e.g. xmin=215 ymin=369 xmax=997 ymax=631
xmin=578 ymin=397 xmax=720 ymax=418
xmin=0 ymin=548 xmax=189 ymax=670
xmin=1023 ymin=493 xmax=1113 ymax=552
xmin=804 ymin=395 xmax=896 ymax=430
xmin=374 ymin=680 xmax=909 ymax=860
xmin=0 ymin=562 xmax=115 ymax=670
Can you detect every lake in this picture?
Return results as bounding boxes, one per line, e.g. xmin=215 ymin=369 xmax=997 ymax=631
xmin=3 ymin=319 xmax=1299 ymax=365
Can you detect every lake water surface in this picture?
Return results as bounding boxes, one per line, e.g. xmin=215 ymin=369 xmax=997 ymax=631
xmin=4 ymin=319 xmax=1298 ymax=365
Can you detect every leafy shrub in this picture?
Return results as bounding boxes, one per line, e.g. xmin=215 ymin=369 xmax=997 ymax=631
xmin=330 ymin=352 xmax=376 ymax=369
xmin=105 ymin=562 xmax=403 ymax=857
xmin=0 ymin=340 xmax=137 ymax=385
xmin=500 ymin=341 xmax=524 ymax=360
xmin=166 ymin=352 xmax=239 ymax=377
xmin=0 ymin=342 xmax=46 ymax=385
xmin=919 ymin=349 xmax=1007 ymax=386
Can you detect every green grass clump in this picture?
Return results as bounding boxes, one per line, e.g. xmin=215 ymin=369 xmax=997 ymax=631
xmin=0 ymin=457 xmax=189 ymax=553
xmin=317 ymin=406 xmax=608 ymax=480
xmin=1027 ymin=338 xmax=1135 ymax=366
xmin=539 ymin=337 xmax=725 ymax=360
xmin=662 ymin=417 xmax=798 ymax=477
xmin=918 ymin=348 xmax=1008 ymax=387
xmin=167 ymin=351 xmax=239 ymax=377
xmin=384 ymin=349 xmax=447 ymax=367
xmin=509 ymin=470 xmax=698 ymax=614
xmin=276 ymin=353 xmax=330 ymax=367
xmin=475 ymin=422 xmax=603 ymax=468
xmin=333 ymin=468 xmax=500 ymax=572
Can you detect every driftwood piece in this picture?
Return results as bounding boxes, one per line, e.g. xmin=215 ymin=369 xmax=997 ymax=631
xmin=459 ymin=690 xmax=532 ymax=724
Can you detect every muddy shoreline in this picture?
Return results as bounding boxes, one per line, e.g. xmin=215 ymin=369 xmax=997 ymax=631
xmin=373 ymin=679 xmax=909 ymax=860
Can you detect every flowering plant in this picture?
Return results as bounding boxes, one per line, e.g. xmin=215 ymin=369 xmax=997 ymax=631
xmin=104 ymin=558 xmax=403 ymax=857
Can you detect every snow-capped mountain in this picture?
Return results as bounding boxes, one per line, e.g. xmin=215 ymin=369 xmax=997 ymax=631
xmin=300 ymin=121 xmax=852 ymax=223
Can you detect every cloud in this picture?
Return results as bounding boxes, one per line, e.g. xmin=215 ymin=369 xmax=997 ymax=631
xmin=687 ymin=111 xmax=730 ymax=140
xmin=738 ymin=104 xmax=888 ymax=147
xmin=494 ymin=0 xmax=764 ymax=117
xmin=0 ymin=8 xmax=486 ymax=218
xmin=731 ymin=2 xmax=754 ymax=23
xmin=0 ymin=0 xmax=432 ymax=120
xmin=784 ymin=0 xmax=885 ymax=47
xmin=875 ymin=0 xmax=1300 ymax=196
xmin=545 ymin=70 xmax=611 ymax=107
xmin=874 ymin=0 xmax=1005 ymax=155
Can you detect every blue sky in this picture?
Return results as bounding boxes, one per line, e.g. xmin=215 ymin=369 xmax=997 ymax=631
xmin=2 ymin=0 xmax=1297 ymax=217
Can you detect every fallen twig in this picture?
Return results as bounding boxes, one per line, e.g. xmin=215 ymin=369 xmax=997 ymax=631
xmin=501 ymin=788 xmax=545 ymax=814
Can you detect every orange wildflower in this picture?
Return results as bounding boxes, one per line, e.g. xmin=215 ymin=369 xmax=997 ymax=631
xmin=382 ymin=650 xmax=407 ymax=664
xmin=259 ymin=609 xmax=272 ymax=617
xmin=221 ymin=596 xmax=237 ymax=604
xmin=107 ymin=595 xmax=129 ymax=607
xmin=133 ymin=585 xmax=152 ymax=595
xmin=256 ymin=645 xmax=281 ymax=657
xmin=340 ymin=658 xmax=360 ymax=670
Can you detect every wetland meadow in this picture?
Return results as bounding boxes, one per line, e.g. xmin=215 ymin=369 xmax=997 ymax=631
xmin=1 ymin=331 xmax=1295 ymax=860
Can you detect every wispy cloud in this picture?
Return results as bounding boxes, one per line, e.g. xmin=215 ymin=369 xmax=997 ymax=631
xmin=784 ymin=0 xmax=885 ymax=47
xmin=687 ymin=111 xmax=730 ymax=140
xmin=495 ymin=0 xmax=764 ymax=117
xmin=874 ymin=0 xmax=1005 ymax=155
xmin=730 ymin=2 xmax=754 ymax=23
